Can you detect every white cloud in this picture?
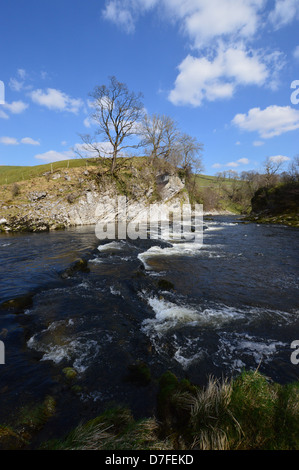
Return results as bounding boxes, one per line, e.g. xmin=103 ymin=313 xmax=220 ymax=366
xmin=294 ymin=45 xmax=299 ymax=60
xmin=0 ymin=136 xmax=40 ymax=146
xmin=102 ymin=1 xmax=288 ymax=107
xmin=0 ymin=136 xmax=19 ymax=145
xmin=34 ymin=140 xmax=115 ymax=162
xmin=34 ymin=150 xmax=74 ymax=162
xmin=102 ymin=0 xmax=158 ymax=33
xmin=3 ymin=100 xmax=28 ymax=114
xmin=40 ymin=71 xmax=49 ymax=80
xmin=83 ymin=117 xmax=92 ymax=128
xmin=0 ymin=110 xmax=9 ymax=120
xmin=30 ymin=88 xmax=83 ymax=114
xmin=169 ymin=46 xmax=268 ymax=106
xmin=269 ymin=0 xmax=299 ymax=29
xmin=21 ymin=137 xmax=40 ymax=146
xmin=9 ymin=69 xmax=28 ymax=91
xmin=102 ymin=0 xmax=265 ymax=46
xmin=169 ymin=0 xmax=265 ymax=49
xmin=17 ymin=69 xmax=27 ymax=79
xmin=34 ymin=140 xmax=116 ymax=163
xmin=268 ymin=155 xmax=291 ymax=163
xmin=253 ymin=140 xmax=264 ymax=146
xmin=237 ymin=158 xmax=250 ymax=165
xmin=74 ymin=141 xmax=115 ymax=158
xmin=9 ymin=78 xmax=24 ymax=92
xmin=212 ymin=163 xmax=222 ymax=169
xmin=212 ymin=158 xmax=250 ymax=169
xmin=232 ymin=105 xmax=299 ymax=138
xmin=262 ymin=50 xmax=286 ymax=91
xmin=102 ymin=0 xmax=136 ymax=33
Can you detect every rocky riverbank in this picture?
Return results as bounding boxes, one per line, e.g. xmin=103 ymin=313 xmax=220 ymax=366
xmin=243 ymin=182 xmax=299 ymax=227
xmin=0 ymin=163 xmax=190 ymax=233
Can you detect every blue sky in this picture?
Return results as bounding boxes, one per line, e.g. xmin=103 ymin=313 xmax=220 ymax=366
xmin=0 ymin=0 xmax=299 ymax=175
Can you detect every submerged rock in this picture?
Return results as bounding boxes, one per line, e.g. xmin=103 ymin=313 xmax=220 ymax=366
xmin=0 ymin=293 xmax=34 ymax=313
xmin=157 ymin=279 xmax=175 ymax=291
xmin=62 ymin=367 xmax=78 ymax=381
xmin=60 ymin=258 xmax=90 ymax=279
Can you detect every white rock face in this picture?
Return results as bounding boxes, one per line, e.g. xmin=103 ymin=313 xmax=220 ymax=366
xmin=63 ymin=173 xmax=189 ymax=228
xmin=3 ymin=172 xmax=190 ymax=232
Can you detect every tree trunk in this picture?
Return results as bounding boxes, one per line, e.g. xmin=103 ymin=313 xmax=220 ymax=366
xmin=111 ymin=149 xmax=117 ymax=176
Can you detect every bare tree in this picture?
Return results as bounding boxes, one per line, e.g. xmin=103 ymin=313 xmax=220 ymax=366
xmin=287 ymin=155 xmax=299 ymax=182
xmin=177 ymin=133 xmax=204 ymax=174
xmin=141 ymin=113 xmax=204 ymax=173
xmin=263 ymin=156 xmax=285 ymax=187
xmin=140 ymin=113 xmax=181 ymax=165
xmin=80 ymin=76 xmax=144 ymax=176
xmin=162 ymin=117 xmax=181 ymax=165
xmin=140 ymin=113 xmax=167 ymax=162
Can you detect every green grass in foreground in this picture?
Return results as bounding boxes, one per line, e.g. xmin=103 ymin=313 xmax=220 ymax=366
xmin=33 ymin=371 xmax=299 ymax=450
xmin=0 ymin=370 xmax=298 ymax=450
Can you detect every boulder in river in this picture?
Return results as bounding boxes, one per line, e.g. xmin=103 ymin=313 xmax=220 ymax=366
xmin=0 ymin=293 xmax=34 ymax=314
xmin=60 ymin=258 xmax=90 ymax=279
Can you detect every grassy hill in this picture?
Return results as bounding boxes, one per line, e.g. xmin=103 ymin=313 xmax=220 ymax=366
xmin=0 ymin=158 xmax=224 ymax=187
xmin=0 ymin=158 xmax=97 ymax=185
xmin=192 ymin=173 xmax=248 ymax=214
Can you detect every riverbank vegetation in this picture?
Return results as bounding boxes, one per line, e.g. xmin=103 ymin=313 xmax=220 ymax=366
xmin=1 ymin=370 xmax=298 ymax=450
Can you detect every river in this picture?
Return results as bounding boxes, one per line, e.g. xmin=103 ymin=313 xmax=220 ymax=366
xmin=0 ymin=215 xmax=298 ymax=441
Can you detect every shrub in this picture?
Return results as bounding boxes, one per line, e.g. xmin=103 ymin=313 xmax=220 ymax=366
xmin=11 ymin=183 xmax=20 ymax=198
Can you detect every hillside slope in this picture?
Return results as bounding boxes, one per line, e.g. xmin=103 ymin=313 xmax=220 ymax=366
xmin=0 ymin=158 xmax=96 ymax=185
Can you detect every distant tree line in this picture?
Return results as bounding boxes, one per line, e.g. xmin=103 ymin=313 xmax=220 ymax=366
xmin=216 ymin=155 xmax=299 ymax=188
xmin=210 ymin=155 xmax=299 ymax=213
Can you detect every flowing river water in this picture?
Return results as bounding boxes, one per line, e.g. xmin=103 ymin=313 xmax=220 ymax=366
xmin=0 ymin=215 xmax=298 ymax=442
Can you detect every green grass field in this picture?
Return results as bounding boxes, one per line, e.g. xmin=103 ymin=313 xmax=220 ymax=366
xmin=0 ymin=158 xmax=225 ymax=186
xmin=0 ymin=158 xmax=97 ymax=185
